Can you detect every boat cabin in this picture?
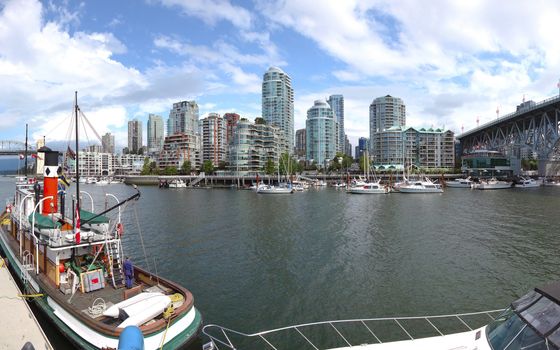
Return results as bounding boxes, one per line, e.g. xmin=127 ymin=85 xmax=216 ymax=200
xmin=486 ymin=282 xmax=560 ymax=349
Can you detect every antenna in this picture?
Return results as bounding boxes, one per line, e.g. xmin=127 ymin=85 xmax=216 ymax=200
xmin=496 ymin=106 xmax=500 ymax=119
xmin=461 ymin=124 xmax=464 ymax=134
xmin=476 ymin=116 xmax=479 ymax=127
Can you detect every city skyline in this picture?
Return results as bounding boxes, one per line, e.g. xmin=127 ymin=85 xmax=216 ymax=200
xmin=1 ymin=0 xmax=560 ymax=150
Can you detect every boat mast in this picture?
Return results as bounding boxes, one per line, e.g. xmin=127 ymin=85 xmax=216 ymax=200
xmin=24 ymin=123 xmax=28 ymax=177
xmin=75 ymin=91 xmax=80 ymax=208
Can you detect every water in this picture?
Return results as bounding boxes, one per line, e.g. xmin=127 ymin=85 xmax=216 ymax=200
xmin=1 ymin=176 xmax=560 ymax=348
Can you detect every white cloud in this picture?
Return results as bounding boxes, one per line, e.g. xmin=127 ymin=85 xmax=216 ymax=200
xmin=258 ymin=0 xmax=560 ymax=138
xmin=155 ymin=0 xmax=252 ymax=29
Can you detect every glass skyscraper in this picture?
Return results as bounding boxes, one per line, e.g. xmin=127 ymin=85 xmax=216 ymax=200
xmin=306 ymin=100 xmax=337 ymax=168
xmin=147 ymin=114 xmax=164 ymax=154
xmin=167 ymin=100 xmax=199 ymax=136
xmin=262 ymin=67 xmax=294 ymax=154
xmin=327 ymin=94 xmax=344 ymax=153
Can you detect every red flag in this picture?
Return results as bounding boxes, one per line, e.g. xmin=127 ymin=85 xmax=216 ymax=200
xmin=75 ymin=207 xmax=81 ymax=244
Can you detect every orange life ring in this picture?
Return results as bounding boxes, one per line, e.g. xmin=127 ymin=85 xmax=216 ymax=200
xmin=116 ymin=223 xmax=124 ymax=236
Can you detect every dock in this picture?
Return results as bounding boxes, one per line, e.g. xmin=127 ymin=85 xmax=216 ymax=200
xmin=0 ymin=258 xmax=52 ymax=350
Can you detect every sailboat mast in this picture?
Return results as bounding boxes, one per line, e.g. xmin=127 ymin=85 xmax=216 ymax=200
xmin=75 ymin=91 xmax=80 ymax=208
xmin=24 ymin=123 xmax=28 ymax=177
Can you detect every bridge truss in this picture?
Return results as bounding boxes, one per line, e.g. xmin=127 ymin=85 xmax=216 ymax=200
xmin=0 ymin=140 xmax=37 ymax=156
xmin=459 ymin=96 xmax=560 ymax=161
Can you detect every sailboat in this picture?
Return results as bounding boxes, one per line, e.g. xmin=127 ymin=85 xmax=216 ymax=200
xmin=347 ymin=151 xmax=389 ymax=194
xmin=257 ymin=156 xmax=293 ymax=194
xmin=0 ymin=93 xmax=202 ymax=349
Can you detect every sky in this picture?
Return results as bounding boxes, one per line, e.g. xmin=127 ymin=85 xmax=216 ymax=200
xmin=1 ymin=0 xmax=560 ymax=151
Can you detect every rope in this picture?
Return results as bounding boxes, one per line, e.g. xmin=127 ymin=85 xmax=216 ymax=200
xmin=159 ymin=313 xmax=173 ymax=350
xmin=133 ymin=205 xmax=151 ymax=272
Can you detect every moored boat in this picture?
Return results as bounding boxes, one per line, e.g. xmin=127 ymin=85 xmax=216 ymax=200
xmin=445 ymin=176 xmax=474 ymax=188
xmin=0 ymin=93 xmax=202 ymax=349
xmin=477 ymin=177 xmax=512 ymax=190
xmin=256 ymin=184 xmax=294 ymax=194
xmin=515 ymin=177 xmax=541 ymax=188
xmin=347 ymin=180 xmax=389 ymax=194
xmin=203 ymin=281 xmax=560 ymax=349
xmin=399 ymin=177 xmax=443 ymax=193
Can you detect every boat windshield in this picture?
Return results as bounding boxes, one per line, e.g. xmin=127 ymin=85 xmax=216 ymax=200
xmin=486 ymin=290 xmax=560 ymax=350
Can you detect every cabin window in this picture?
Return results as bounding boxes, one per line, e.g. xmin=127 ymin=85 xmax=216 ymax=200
xmin=512 ymin=290 xmax=541 ymax=312
xmin=486 ymin=307 xmax=559 ymax=350
xmin=520 ymin=297 xmax=560 ymax=335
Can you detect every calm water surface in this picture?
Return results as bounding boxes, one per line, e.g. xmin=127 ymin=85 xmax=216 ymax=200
xmin=1 ymin=176 xmax=559 ymax=348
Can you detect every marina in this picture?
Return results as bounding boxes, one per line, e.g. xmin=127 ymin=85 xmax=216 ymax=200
xmin=2 ymin=177 xmax=560 ymax=349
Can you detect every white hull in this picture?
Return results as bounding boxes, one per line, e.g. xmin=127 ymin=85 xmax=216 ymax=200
xmin=477 ymin=183 xmax=511 ymax=190
xmin=399 ymin=187 xmax=443 ymax=193
xmin=257 ymin=187 xmax=293 ymax=194
xmin=347 ymin=185 xmax=388 ymax=194
xmin=446 ymin=182 xmax=472 ymax=188
xmin=328 ymin=327 xmax=490 ymax=350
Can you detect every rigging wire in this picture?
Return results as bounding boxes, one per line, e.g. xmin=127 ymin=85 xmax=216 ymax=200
xmin=133 ymin=205 xmax=152 ymax=273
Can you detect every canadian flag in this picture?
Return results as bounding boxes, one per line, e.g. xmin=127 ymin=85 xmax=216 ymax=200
xmin=75 ymin=206 xmax=81 ymax=244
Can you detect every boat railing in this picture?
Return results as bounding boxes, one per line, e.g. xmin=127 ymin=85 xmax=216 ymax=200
xmin=203 ymin=309 xmax=504 ymax=350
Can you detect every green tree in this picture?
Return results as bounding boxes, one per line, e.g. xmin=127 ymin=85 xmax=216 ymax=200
xmin=218 ymin=161 xmax=227 ymax=170
xmin=341 ymin=155 xmax=353 ymax=171
xmin=180 ymin=160 xmax=191 ymax=175
xmin=163 ymin=166 xmax=177 ymax=175
xmin=264 ymin=159 xmax=276 ymax=175
xmin=359 ymin=155 xmax=370 ymax=173
xmin=255 ymin=117 xmax=266 ymax=125
xmin=141 ymin=157 xmax=151 ymax=175
xmin=202 ymin=160 xmax=215 ymax=174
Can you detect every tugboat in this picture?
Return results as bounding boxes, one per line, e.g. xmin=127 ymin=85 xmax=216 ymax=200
xmin=203 ymin=281 xmax=560 ymax=349
xmin=0 ymin=93 xmax=202 ymax=349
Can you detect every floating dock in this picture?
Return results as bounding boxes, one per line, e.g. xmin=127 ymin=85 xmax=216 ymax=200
xmin=0 ymin=258 xmax=52 ymax=350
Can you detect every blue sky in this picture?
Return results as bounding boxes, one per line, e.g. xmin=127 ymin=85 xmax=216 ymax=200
xmin=1 ymin=0 xmax=560 ymax=151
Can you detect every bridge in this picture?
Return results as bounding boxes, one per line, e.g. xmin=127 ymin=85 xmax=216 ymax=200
xmin=0 ymin=140 xmax=37 ymax=156
xmin=458 ymin=95 xmax=560 ymax=176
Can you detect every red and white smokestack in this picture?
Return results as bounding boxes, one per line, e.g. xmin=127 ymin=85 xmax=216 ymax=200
xmin=39 ymin=146 xmax=60 ymax=215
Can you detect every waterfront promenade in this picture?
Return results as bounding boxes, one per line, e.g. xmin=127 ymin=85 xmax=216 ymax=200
xmin=0 ymin=258 xmax=52 ymax=350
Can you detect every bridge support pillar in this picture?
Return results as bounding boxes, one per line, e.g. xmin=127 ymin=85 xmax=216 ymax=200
xmin=540 ymin=160 xmax=560 ymax=177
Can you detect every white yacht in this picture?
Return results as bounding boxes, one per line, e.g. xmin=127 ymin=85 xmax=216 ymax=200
xmin=347 ymin=180 xmax=389 ymax=194
xmin=515 ymin=177 xmax=541 ymax=188
xmin=168 ymin=179 xmax=187 ymax=188
xmin=203 ymin=282 xmax=560 ymax=350
xmin=256 ymin=184 xmax=293 ymax=194
xmin=477 ymin=178 xmax=512 ymax=190
xmin=446 ymin=177 xmax=474 ymax=188
xmin=399 ymin=177 xmax=443 ymax=193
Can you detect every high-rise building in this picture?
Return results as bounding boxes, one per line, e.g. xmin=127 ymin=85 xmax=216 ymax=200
xmin=158 ymin=133 xmax=201 ymax=171
xmin=327 ymin=94 xmax=344 ymax=153
xmin=101 ymin=132 xmax=115 ymax=154
xmin=372 ymin=126 xmax=455 ymax=169
xmin=127 ymin=119 xmax=142 ymax=154
xmin=369 ymin=95 xmax=406 ymax=157
xmin=306 ymin=100 xmax=337 ymax=168
xmin=262 ymin=66 xmax=294 ymax=154
xmin=356 ymin=137 xmax=368 ymax=159
xmin=295 ymin=128 xmax=306 ymax=158
xmin=167 ymin=101 xmax=199 ymax=136
xmin=344 ymin=134 xmax=352 ymax=157
xmin=147 ymin=114 xmax=164 ymax=154
xmin=201 ymin=113 xmax=226 ymax=165
xmin=228 ymin=118 xmax=281 ymax=175
xmin=223 ymin=113 xmax=240 ymax=145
